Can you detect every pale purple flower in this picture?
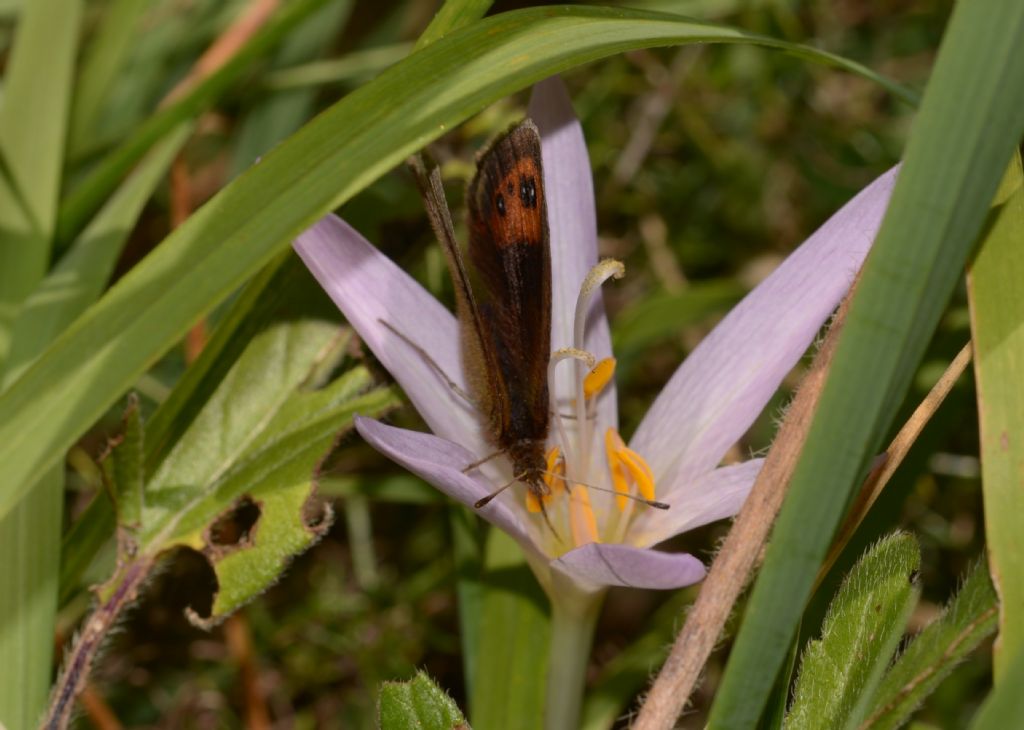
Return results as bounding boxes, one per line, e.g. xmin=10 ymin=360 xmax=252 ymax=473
xmin=294 ymin=77 xmax=897 ymax=598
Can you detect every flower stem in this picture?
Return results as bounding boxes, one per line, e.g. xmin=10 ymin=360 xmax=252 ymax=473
xmin=545 ymin=591 xmax=602 ymax=730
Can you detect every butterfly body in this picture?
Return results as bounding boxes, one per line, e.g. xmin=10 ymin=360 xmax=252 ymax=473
xmin=415 ymin=120 xmax=552 ymax=503
xmin=464 ymin=121 xmax=552 ymax=494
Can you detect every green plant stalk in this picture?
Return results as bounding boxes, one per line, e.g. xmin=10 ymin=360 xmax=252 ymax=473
xmin=43 ymin=557 xmax=152 ymax=730
xmin=545 ymin=589 xmax=603 ymax=730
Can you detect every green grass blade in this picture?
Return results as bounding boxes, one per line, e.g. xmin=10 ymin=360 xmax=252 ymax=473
xmin=262 ymin=43 xmax=413 ymax=92
xmin=230 ymin=0 xmax=353 ymax=178
xmin=786 ymin=533 xmax=921 ymax=730
xmin=55 ymin=0 xmax=330 ymax=244
xmin=415 ymin=0 xmax=493 ymax=50
xmin=451 ymin=507 xmax=483 ymax=710
xmin=966 ymin=151 xmax=1024 ymax=682
xmin=472 ymin=528 xmax=549 ymax=730
xmin=4 ymin=125 xmax=190 ymax=382
xmin=0 ymin=467 xmax=62 ymax=730
xmin=67 ymin=0 xmax=147 ymax=156
xmin=708 ymin=2 xmax=1024 ymax=726
xmin=0 ymin=0 xmax=81 ymax=370
xmin=0 ymin=2 xmax=80 ymax=727
xmin=0 ymin=6 xmax=917 ymax=524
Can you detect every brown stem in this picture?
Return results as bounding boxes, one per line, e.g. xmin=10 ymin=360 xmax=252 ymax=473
xmin=632 ymin=287 xmax=856 ymax=730
xmin=224 ymin=612 xmax=272 ymax=730
xmin=43 ymin=559 xmax=152 ymax=730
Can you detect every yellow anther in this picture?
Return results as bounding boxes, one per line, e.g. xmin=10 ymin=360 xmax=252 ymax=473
xmin=544 ymin=446 xmax=566 ymax=496
xmin=618 ymin=448 xmax=656 ymax=501
xmin=584 ymin=358 xmax=616 ymax=400
xmin=604 ymin=428 xmax=658 ymax=510
xmin=527 ymin=446 xmax=567 ymax=513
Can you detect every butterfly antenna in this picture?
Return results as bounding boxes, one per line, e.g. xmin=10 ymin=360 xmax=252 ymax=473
xmin=473 ymin=476 xmax=518 ymax=509
xmin=540 ymin=469 xmax=669 ymax=510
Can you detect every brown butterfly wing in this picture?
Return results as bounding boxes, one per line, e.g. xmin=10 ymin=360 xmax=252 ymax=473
xmin=465 ymin=120 xmax=551 ymax=451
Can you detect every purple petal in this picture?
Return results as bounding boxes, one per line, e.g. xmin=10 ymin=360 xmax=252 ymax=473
xmin=294 ymin=216 xmax=487 ymax=454
xmin=552 ymin=542 xmax=706 ymax=591
xmin=629 ymin=459 xmax=763 ymax=549
xmin=529 ymin=77 xmax=617 ymax=431
xmin=356 ymin=417 xmax=540 ymax=555
xmin=630 ymin=166 xmax=899 ymax=492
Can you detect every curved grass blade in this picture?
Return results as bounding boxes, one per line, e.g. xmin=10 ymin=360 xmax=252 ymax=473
xmin=56 ymin=0 xmax=330 ymax=244
xmin=708 ymin=2 xmax=1024 ymax=726
xmin=0 ymin=6 xmax=917 ymax=523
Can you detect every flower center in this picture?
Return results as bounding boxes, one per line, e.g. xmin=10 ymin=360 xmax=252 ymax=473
xmin=526 ymin=259 xmax=659 ymax=553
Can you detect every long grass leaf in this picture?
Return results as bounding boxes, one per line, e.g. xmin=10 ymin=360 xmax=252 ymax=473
xmin=708 ymin=2 xmax=1024 ymax=725
xmin=0 ymin=6 xmax=917 ymax=523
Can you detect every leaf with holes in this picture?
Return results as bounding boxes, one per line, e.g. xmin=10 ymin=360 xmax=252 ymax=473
xmin=99 ymin=319 xmax=399 ymax=622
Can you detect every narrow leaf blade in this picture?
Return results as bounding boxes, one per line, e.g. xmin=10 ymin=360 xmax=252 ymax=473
xmin=966 ymin=151 xmax=1024 ymax=681
xmin=0 ymin=7 xmax=918 ymax=523
xmin=709 ymin=2 xmax=1024 ymax=724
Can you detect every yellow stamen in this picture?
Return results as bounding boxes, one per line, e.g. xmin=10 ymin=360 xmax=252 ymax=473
xmin=604 ymin=428 xmax=658 ymax=510
xmin=583 ymin=358 xmax=616 ymax=400
xmin=526 ymin=447 xmax=567 ymax=513
xmin=569 ymin=482 xmax=599 ymax=546
xmin=544 ymin=446 xmax=566 ymax=496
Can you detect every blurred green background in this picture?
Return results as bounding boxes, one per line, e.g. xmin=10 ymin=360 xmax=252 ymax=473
xmin=40 ymin=0 xmax=990 ymax=727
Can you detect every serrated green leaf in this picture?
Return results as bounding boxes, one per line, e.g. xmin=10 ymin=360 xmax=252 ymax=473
xmin=0 ymin=6 xmax=916 ymax=525
xmin=863 ymin=560 xmax=998 ymax=730
xmin=787 ymin=533 xmax=921 ymax=730
xmin=966 ymin=151 xmax=1024 ymax=681
xmin=708 ymin=1 xmax=1024 ymax=724
xmin=471 ymin=528 xmax=549 ymax=730
xmin=379 ymin=671 xmax=469 ymax=730
xmin=130 ymin=321 xmax=398 ymax=623
xmin=143 ymin=252 xmax=296 ymax=477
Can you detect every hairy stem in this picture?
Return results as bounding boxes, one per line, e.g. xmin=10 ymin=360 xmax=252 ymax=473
xmin=44 ymin=558 xmax=151 ymax=730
